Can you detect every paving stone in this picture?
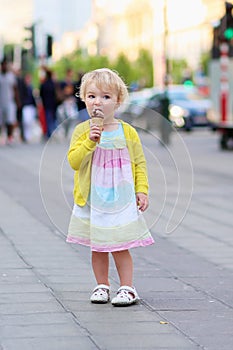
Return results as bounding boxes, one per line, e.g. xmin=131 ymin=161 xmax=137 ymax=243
xmin=0 ymin=313 xmax=75 ymax=326
xmin=1 ymin=337 xmax=98 ymax=350
xmin=73 ymin=308 xmax=162 ymax=324
xmin=0 ymin=323 xmax=85 ymax=339
xmin=93 ymin=333 xmax=197 ymax=349
xmin=83 ymin=320 xmax=178 ymax=335
xmin=0 ymin=132 xmax=233 ymax=350
xmin=0 ymin=292 xmax=54 ymax=304
xmin=0 ymin=283 xmax=48 ymax=294
xmin=0 ymin=301 xmax=64 ymax=315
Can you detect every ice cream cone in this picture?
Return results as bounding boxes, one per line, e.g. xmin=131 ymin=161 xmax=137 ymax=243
xmin=91 ymin=116 xmax=104 ymax=127
xmin=91 ymin=109 xmax=104 ymax=143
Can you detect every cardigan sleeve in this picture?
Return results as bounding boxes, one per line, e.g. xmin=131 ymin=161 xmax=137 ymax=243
xmin=68 ymin=122 xmax=97 ymax=171
xmin=124 ymin=123 xmax=149 ymax=195
xmin=132 ymin=130 xmax=149 ymax=194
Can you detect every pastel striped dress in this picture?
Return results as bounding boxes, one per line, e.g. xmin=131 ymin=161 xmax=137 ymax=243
xmin=67 ymin=122 xmax=154 ymax=252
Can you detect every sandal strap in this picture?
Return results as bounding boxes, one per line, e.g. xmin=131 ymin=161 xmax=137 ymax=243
xmin=93 ymin=284 xmax=110 ymax=292
xmin=117 ymin=286 xmax=139 ymax=299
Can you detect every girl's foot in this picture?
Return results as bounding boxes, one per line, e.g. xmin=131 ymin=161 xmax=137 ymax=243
xmin=90 ymin=284 xmax=110 ymax=303
xmin=111 ymin=286 xmax=140 ymax=306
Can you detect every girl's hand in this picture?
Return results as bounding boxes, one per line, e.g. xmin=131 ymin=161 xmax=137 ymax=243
xmin=89 ymin=123 xmax=102 ymax=142
xmin=136 ymin=192 xmax=149 ymax=212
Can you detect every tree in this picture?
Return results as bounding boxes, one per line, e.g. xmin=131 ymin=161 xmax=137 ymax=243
xmin=169 ymin=59 xmax=188 ymax=84
xmin=3 ymin=44 xmax=14 ymax=62
xmin=51 ymin=49 xmax=154 ymax=89
xmin=199 ymin=52 xmax=210 ymax=76
xmin=134 ymin=49 xmax=153 ymax=88
xmin=111 ymin=53 xmax=133 ymax=86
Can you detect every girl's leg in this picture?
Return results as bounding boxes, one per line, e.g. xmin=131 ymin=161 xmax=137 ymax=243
xmin=91 ymin=251 xmax=110 ymax=286
xmin=112 ymin=250 xmax=133 ymax=286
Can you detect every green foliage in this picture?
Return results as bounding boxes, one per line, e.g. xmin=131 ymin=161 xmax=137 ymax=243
xmin=134 ymin=49 xmax=153 ymax=88
xmin=51 ymin=48 xmax=153 ymax=89
xmin=52 ymin=56 xmax=72 ymax=80
xmin=49 ymin=48 xmax=155 ymax=92
xmin=111 ymin=53 xmax=132 ymax=86
xmin=2 ymin=41 xmax=212 ymax=90
xmin=199 ymin=52 xmax=210 ymax=76
xmin=52 ymin=50 xmax=112 ymax=80
xmin=169 ymin=59 xmax=188 ymax=83
xmin=3 ymin=44 xmax=14 ymax=62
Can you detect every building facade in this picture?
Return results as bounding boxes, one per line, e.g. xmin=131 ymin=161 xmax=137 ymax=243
xmin=83 ymin=0 xmax=228 ymax=85
xmin=0 ymin=0 xmax=228 ymax=84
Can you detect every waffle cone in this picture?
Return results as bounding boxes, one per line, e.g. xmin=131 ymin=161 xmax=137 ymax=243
xmin=91 ymin=116 xmax=104 ymax=143
xmin=91 ymin=117 xmax=104 ymax=127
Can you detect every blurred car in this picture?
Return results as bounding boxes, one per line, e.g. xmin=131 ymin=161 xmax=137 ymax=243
xmin=121 ymin=85 xmax=213 ymax=131
xmin=118 ymin=87 xmax=161 ymax=130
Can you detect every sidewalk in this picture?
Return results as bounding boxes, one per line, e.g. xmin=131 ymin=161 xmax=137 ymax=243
xmin=0 ymin=130 xmax=233 ymax=350
xmin=0 ymin=187 xmax=199 ymax=350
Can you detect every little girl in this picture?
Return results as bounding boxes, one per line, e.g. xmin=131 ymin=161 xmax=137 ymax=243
xmin=66 ymin=68 xmax=154 ymax=306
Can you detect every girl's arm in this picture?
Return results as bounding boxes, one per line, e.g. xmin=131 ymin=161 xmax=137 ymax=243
xmin=68 ymin=123 xmax=97 ymax=170
xmin=136 ymin=192 xmax=149 ymax=211
xmin=133 ymin=133 xmax=149 ymax=211
xmin=131 ymin=130 xmax=149 ymax=195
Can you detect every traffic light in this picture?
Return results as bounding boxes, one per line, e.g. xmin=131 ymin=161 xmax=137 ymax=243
xmin=46 ymin=35 xmax=53 ymax=57
xmin=224 ymin=2 xmax=233 ymax=40
xmin=24 ymin=24 xmax=36 ymax=58
xmin=211 ymin=2 xmax=233 ymax=58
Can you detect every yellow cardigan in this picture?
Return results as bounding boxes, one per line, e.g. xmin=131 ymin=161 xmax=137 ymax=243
xmin=68 ymin=120 xmax=149 ymax=206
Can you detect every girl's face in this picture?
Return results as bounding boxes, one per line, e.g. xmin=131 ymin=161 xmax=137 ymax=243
xmin=84 ymin=83 xmax=119 ymax=121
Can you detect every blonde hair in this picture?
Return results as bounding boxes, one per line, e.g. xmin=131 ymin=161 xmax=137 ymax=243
xmin=79 ymin=68 xmax=128 ymax=103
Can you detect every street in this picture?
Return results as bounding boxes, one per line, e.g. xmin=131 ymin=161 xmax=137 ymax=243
xmin=0 ymin=126 xmax=233 ymax=350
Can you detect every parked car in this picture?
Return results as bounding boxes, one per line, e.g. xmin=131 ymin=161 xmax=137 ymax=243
xmin=120 ymin=85 xmax=213 ymax=131
xmin=118 ymin=87 xmax=161 ymax=130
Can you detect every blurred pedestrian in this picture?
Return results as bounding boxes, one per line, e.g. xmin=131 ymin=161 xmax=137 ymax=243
xmin=0 ymin=59 xmax=19 ymax=145
xmin=39 ymin=69 xmax=57 ymax=139
xmin=66 ymin=68 xmax=154 ymax=306
xmin=74 ymin=71 xmax=89 ymax=122
xmin=60 ymin=68 xmax=75 ymax=98
xmin=15 ymin=68 xmax=26 ymax=142
xmin=158 ymin=79 xmax=172 ymax=146
xmin=56 ymin=68 xmax=78 ymax=137
xmin=56 ymin=84 xmax=79 ymax=138
xmin=22 ymin=73 xmax=38 ymax=143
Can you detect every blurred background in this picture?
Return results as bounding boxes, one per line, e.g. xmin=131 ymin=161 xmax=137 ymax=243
xmin=1 ymin=4 xmax=233 ymax=349
xmin=0 ymin=0 xmax=223 ymax=85
xmin=0 ymin=0 xmax=233 ymax=148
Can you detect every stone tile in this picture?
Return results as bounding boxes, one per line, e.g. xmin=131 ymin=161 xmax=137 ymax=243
xmin=0 ymin=323 xmax=84 ymax=339
xmin=0 ymin=283 xmax=48 ymax=294
xmin=0 ymin=302 xmax=64 ymax=315
xmin=94 ymin=333 xmax=197 ymax=349
xmin=2 ymin=337 xmax=97 ymax=350
xmin=84 ymin=320 xmax=178 ymax=335
xmin=0 ymin=313 xmax=74 ymax=326
xmin=0 ymin=292 xmax=54 ymax=304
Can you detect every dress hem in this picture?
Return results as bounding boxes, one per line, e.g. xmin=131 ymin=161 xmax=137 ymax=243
xmin=66 ymin=236 xmax=155 ymax=252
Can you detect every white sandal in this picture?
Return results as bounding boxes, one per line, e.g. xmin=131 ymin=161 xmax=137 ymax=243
xmin=111 ymin=286 xmax=140 ymax=306
xmin=90 ymin=284 xmax=110 ymax=304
